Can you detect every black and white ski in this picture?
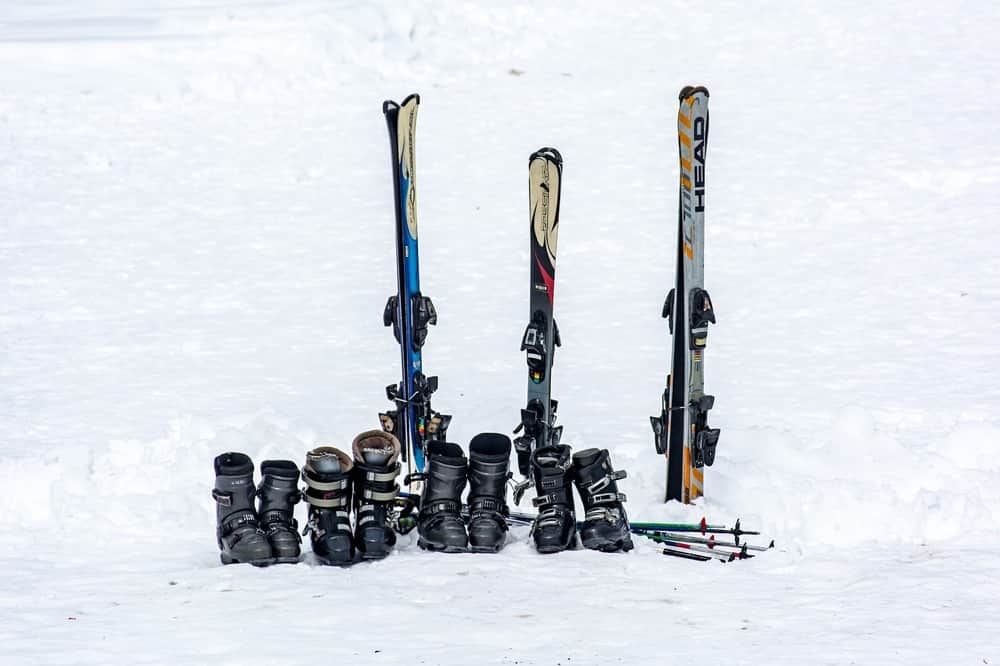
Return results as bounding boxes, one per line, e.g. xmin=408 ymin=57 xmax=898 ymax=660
xmin=650 ymin=86 xmax=720 ymax=503
xmin=513 ymin=148 xmax=564 ymax=480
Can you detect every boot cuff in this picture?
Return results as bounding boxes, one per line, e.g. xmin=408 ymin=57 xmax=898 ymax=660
xmin=469 ymin=433 xmax=512 ymax=457
xmin=260 ymin=459 xmax=299 ymax=479
xmin=352 ymin=430 xmax=401 ymax=465
xmin=214 ymin=451 xmax=253 ymax=476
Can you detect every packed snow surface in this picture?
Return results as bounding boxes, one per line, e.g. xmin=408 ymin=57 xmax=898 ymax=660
xmin=2 ymin=1 xmax=999 ymax=663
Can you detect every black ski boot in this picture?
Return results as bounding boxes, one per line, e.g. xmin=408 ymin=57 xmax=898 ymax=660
xmin=572 ymin=448 xmax=633 ymax=553
xmin=418 ymin=441 xmax=469 ymax=552
xmin=467 ymin=433 xmax=511 ymax=553
xmin=212 ymin=452 xmax=273 ymax=566
xmin=302 ymin=446 xmax=355 ymax=565
xmin=257 ymin=460 xmax=302 ymax=563
xmin=529 ymin=444 xmax=577 ymax=554
xmin=351 ymin=430 xmax=401 ymax=560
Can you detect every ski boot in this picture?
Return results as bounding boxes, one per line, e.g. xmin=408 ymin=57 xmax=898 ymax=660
xmin=467 ymin=433 xmax=511 ymax=553
xmin=529 ymin=444 xmax=577 ymax=554
xmin=212 ymin=452 xmax=273 ymax=566
xmin=302 ymin=446 xmax=355 ymax=565
xmin=351 ymin=430 xmax=401 ymax=560
xmin=418 ymin=441 xmax=469 ymax=552
xmin=257 ymin=460 xmax=302 ymax=564
xmin=572 ymin=448 xmax=633 ymax=553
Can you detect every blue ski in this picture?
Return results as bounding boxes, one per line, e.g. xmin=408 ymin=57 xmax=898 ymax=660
xmin=379 ymin=93 xmax=450 ymax=476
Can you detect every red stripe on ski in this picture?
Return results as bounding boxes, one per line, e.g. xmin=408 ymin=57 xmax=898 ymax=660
xmin=535 ymin=255 xmax=555 ymax=306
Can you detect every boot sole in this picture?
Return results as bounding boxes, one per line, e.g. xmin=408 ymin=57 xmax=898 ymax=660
xmin=535 ymin=532 xmax=578 ymax=554
xmin=313 ymin=554 xmax=355 ymax=567
xmin=272 ymin=556 xmax=301 ymax=564
xmin=468 ymin=544 xmax=504 ymax=553
xmin=582 ymin=535 xmax=635 ymax=553
xmin=220 ymin=553 xmax=275 ymax=567
xmin=418 ymin=538 xmax=468 ymax=553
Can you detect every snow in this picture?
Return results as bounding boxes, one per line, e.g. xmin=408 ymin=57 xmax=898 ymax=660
xmin=2 ymin=1 xmax=999 ymax=663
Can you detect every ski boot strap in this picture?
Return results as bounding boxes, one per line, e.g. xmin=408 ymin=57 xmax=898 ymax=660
xmin=259 ymin=507 xmax=299 ymax=526
xmin=211 ymin=488 xmax=237 ymax=507
xmin=532 ymin=488 xmax=572 ymax=509
xmin=358 ymin=462 xmax=401 ymax=484
xmin=511 ymin=477 xmax=532 ymax=505
xmin=535 ymin=505 xmax=573 ymax=529
xmin=217 ymin=510 xmax=260 ymax=539
xmin=303 ymin=474 xmax=350 ymax=509
xmin=587 ymin=491 xmax=627 ymax=505
xmin=360 ymin=485 xmax=400 ymax=503
xmin=261 ymin=514 xmax=300 ymax=539
xmin=582 ymin=469 xmax=627 ymax=493
xmin=420 ymin=498 xmax=461 ymax=517
xmin=303 ymin=510 xmax=349 ymax=537
xmin=579 ymin=470 xmax=628 ymax=505
xmin=468 ymin=495 xmax=506 ymax=520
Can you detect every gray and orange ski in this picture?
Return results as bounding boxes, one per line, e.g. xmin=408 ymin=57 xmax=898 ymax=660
xmin=650 ymin=86 xmax=720 ymax=503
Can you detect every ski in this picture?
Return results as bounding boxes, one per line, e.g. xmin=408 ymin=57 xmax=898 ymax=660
xmin=513 ymin=148 xmax=564 ymax=482
xmin=650 ymin=85 xmax=720 ymax=503
xmin=379 ymin=93 xmax=451 ymax=480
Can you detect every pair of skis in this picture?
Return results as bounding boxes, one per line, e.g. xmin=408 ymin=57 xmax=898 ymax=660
xmin=650 ymin=86 xmax=721 ymax=503
xmin=376 ymin=94 xmax=565 ymax=492
xmin=513 ymin=148 xmax=564 ymax=481
xmin=379 ymin=93 xmax=450 ymax=481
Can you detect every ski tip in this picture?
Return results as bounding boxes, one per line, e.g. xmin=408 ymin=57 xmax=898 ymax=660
xmin=383 ymin=93 xmax=419 ymax=116
xmin=529 ymin=146 xmax=563 ymax=166
xmin=768 ymin=540 xmax=775 ymax=549
xmin=678 ymin=85 xmax=710 ymax=101
xmin=699 ymin=517 xmax=707 ymax=534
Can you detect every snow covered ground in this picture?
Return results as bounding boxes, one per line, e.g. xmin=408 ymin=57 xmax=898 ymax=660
xmin=2 ymin=1 xmax=999 ymax=663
